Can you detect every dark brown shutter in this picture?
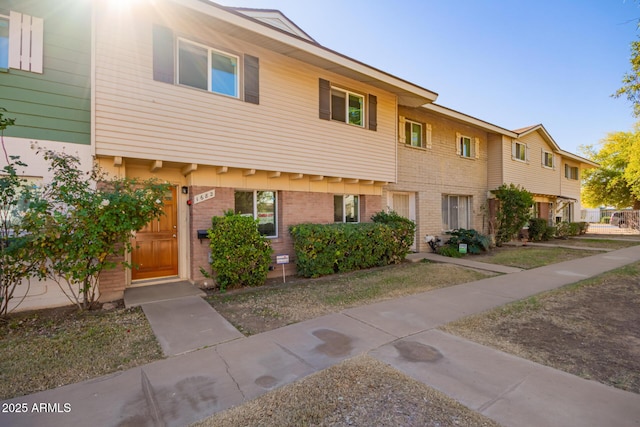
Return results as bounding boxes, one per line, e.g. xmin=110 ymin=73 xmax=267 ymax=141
xmin=244 ymin=54 xmax=259 ymax=104
xmin=319 ymin=78 xmax=331 ymax=120
xmin=368 ymin=94 xmax=377 ymax=131
xmin=152 ymin=25 xmax=174 ymax=84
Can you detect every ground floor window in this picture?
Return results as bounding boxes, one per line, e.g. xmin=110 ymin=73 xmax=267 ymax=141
xmin=334 ymin=195 xmax=359 ymax=223
xmin=234 ymin=190 xmax=277 ymax=237
xmin=559 ymin=202 xmax=574 ymax=223
xmin=442 ymin=195 xmax=471 ymax=230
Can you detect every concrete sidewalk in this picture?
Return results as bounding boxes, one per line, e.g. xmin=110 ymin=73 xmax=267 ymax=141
xmin=2 ymin=246 xmax=640 ymax=427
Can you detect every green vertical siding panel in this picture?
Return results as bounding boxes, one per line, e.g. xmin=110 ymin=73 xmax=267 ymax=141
xmin=0 ymin=0 xmax=91 ymax=145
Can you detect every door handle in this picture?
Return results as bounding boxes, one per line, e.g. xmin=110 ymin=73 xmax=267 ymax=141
xmin=173 ymin=234 xmax=176 ymax=238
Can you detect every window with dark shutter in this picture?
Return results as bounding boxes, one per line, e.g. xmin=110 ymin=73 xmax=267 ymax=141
xmin=244 ymin=54 xmax=259 ymax=104
xmin=368 ymin=94 xmax=377 ymax=131
xmin=319 ymin=78 xmax=331 ymax=120
xmin=152 ymin=25 xmax=174 ymax=83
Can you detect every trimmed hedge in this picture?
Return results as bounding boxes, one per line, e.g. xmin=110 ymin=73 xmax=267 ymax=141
xmin=289 ymin=213 xmax=415 ymax=278
xmin=207 ymin=210 xmax=273 ymax=290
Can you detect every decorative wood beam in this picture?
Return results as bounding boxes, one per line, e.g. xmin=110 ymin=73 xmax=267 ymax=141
xmin=243 ymin=169 xmax=256 ymax=176
xmin=216 ymin=166 xmax=228 ymax=174
xmin=181 ymin=163 xmax=198 ymax=176
xmin=328 ymin=177 xmax=342 ymax=183
xmin=310 ymin=175 xmax=324 ymax=182
xmin=113 ymin=156 xmax=123 ymax=167
xmin=290 ymin=173 xmax=304 ymax=180
xmin=150 ymin=160 xmax=162 ymax=172
xmin=345 ymin=179 xmax=359 ymax=184
xmin=268 ymin=171 xmax=282 ymax=178
xmin=361 ymin=180 xmax=374 ymax=185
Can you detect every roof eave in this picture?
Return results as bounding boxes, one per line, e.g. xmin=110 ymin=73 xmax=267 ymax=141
xmin=175 ymin=0 xmax=438 ymax=106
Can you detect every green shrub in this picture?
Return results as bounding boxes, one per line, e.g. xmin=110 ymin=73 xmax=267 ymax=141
xmin=208 ymin=210 xmax=273 ymax=290
xmin=436 ymin=245 xmax=462 ymax=258
xmin=528 ymin=218 xmax=549 ymax=241
xmin=578 ymin=221 xmax=589 ymax=235
xmin=542 ymin=225 xmax=556 ymax=241
xmin=601 ymin=217 xmax=611 ymax=224
xmin=444 ymin=228 xmax=490 ymax=254
xmin=289 ymin=212 xmax=415 ymax=278
xmin=556 ymin=221 xmax=583 ymax=239
xmin=493 ymin=184 xmax=534 ymax=245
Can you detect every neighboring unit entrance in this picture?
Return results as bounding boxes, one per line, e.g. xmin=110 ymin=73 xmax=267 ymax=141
xmin=388 ymin=192 xmax=417 ymax=251
xmin=131 ymin=187 xmax=178 ymax=280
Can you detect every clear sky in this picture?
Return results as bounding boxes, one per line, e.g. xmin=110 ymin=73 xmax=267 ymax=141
xmin=218 ymin=0 xmax=640 ymax=156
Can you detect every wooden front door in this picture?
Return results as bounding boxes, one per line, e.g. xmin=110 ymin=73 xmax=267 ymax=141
xmin=131 ymin=187 xmax=178 ymax=280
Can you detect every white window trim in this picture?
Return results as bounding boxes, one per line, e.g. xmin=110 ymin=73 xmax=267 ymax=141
xmin=235 ymin=190 xmax=278 ymax=238
xmin=542 ymin=149 xmax=555 ymax=169
xmin=177 ymin=37 xmax=240 ymax=98
xmin=456 ymin=133 xmax=478 ymax=159
xmin=564 ymin=164 xmax=579 ymax=180
xmin=512 ymin=141 xmax=528 ymax=163
xmin=405 ymin=118 xmax=423 ymax=148
xmin=331 ymin=86 xmax=365 ymax=128
xmin=335 ymin=194 xmax=360 ymax=223
xmin=442 ymin=194 xmax=472 ymax=232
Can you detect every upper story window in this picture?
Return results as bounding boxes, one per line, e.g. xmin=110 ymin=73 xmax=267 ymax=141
xmin=456 ymin=133 xmax=478 ymax=159
xmin=542 ymin=150 xmax=554 ymax=169
xmin=460 ymin=136 xmax=472 ymax=157
xmin=178 ymin=39 xmax=239 ymax=98
xmin=565 ymin=164 xmax=579 ymax=180
xmin=0 ymin=16 xmax=8 ymax=69
xmin=334 ymin=195 xmax=359 ymax=223
xmin=319 ymin=79 xmax=377 ymax=131
xmin=153 ymin=25 xmax=259 ymax=104
xmin=234 ymin=190 xmax=277 ymax=237
xmin=405 ymin=119 xmax=423 ymax=147
xmin=512 ymin=141 xmax=528 ymax=162
xmin=331 ymin=87 xmax=364 ymax=127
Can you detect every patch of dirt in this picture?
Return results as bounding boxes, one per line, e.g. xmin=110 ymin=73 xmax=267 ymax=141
xmin=193 ymin=355 xmax=501 ymax=427
xmin=443 ymin=267 xmax=640 ymax=394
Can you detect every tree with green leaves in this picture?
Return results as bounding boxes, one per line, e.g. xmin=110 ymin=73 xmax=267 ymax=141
xmin=24 ymin=149 xmax=171 ymax=310
xmin=493 ymin=184 xmax=534 ymax=245
xmin=580 ymin=126 xmax=640 ymax=209
xmin=614 ymin=38 xmax=640 ymax=117
xmin=0 ymin=109 xmax=41 ymax=316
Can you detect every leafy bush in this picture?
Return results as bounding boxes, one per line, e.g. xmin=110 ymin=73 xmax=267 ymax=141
xmin=528 ymin=218 xmax=549 ymax=241
xmin=578 ymin=221 xmax=589 ymax=235
xmin=444 ymin=228 xmax=490 ymax=254
xmin=208 ymin=211 xmax=273 ymax=290
xmin=555 ymin=221 xmax=584 ymax=239
xmin=289 ymin=213 xmax=415 ymax=278
xmin=436 ymin=245 xmax=463 ymax=258
xmin=371 ymin=210 xmax=416 ymax=251
xmin=26 ymin=150 xmax=170 ymax=310
xmin=493 ymin=184 xmax=534 ymax=245
xmin=542 ymin=225 xmax=556 ymax=241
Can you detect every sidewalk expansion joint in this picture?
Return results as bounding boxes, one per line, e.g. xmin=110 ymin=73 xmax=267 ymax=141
xmin=214 ymin=347 xmax=245 ymax=399
xmin=476 ymin=373 xmax=530 ymax=413
xmin=274 ymin=342 xmax=315 ymax=370
xmin=140 ymin=369 xmax=166 ymax=427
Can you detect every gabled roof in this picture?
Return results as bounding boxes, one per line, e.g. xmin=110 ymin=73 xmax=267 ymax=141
xmin=226 ymin=7 xmax=317 ymax=42
xmin=513 ymin=124 xmax=598 ymax=167
xmin=167 ymin=0 xmax=438 ymax=107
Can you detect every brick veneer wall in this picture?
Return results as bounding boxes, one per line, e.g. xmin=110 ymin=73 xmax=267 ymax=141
xmin=189 ymin=189 xmax=381 ymax=284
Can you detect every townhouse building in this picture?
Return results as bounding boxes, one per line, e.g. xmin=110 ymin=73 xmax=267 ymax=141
xmin=1 ymin=0 xmax=597 ymax=306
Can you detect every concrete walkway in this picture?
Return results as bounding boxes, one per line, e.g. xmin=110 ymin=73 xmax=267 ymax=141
xmin=2 ymin=247 xmax=640 ymax=427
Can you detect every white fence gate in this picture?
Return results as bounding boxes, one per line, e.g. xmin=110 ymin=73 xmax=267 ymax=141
xmin=583 ymin=210 xmax=640 ymax=235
